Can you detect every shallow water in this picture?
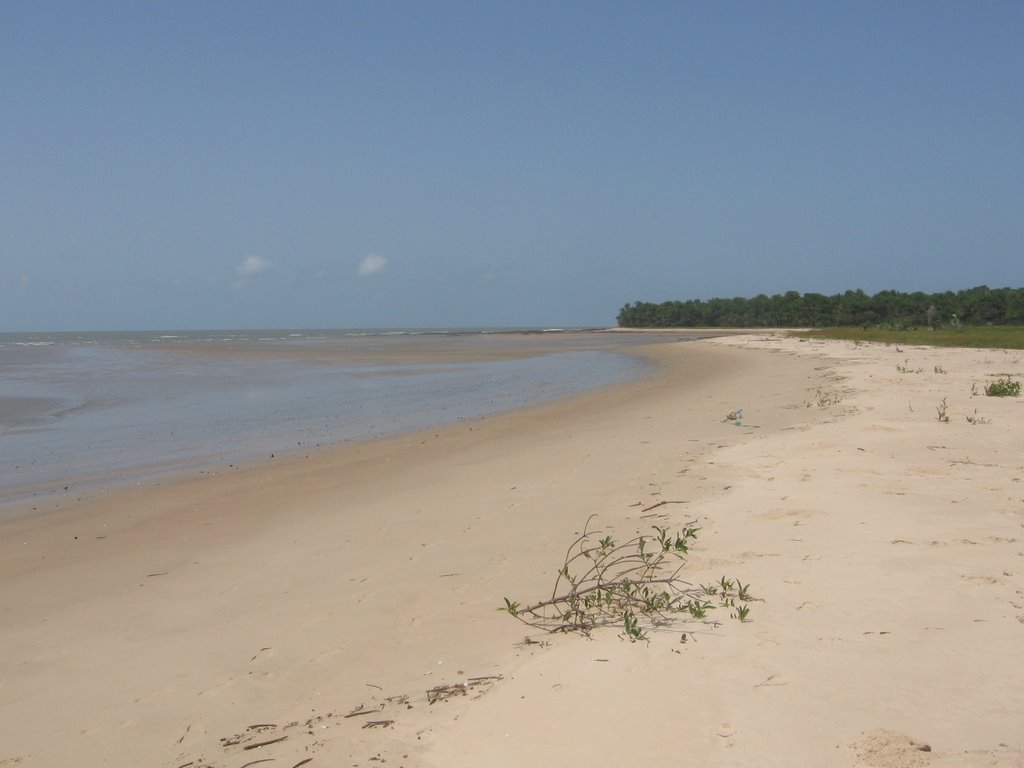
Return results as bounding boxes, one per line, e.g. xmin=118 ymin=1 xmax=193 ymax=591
xmin=1 ymin=329 xmax=700 ymax=510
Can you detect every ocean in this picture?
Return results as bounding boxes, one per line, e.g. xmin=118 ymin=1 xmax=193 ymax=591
xmin=1 ymin=328 xmax=700 ymax=513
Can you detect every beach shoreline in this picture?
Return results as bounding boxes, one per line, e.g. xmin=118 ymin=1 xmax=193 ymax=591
xmin=1 ymin=335 xmax=1021 ymax=767
xmin=1 ymin=328 xmax=735 ymax=516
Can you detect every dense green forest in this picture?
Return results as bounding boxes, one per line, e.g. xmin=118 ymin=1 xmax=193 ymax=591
xmin=616 ymin=286 xmax=1024 ymax=329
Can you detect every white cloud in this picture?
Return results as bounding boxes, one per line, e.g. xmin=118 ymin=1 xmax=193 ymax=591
xmin=237 ymin=255 xmax=271 ymax=276
xmin=358 ymin=253 xmax=388 ymax=276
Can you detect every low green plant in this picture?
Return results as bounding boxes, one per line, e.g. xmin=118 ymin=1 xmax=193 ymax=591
xmin=622 ymin=610 xmax=644 ymax=641
xmin=499 ymin=517 xmax=752 ymax=641
xmin=897 ymin=360 xmax=923 ymax=374
xmin=684 ymin=599 xmax=712 ymax=619
xmin=736 ymin=580 xmax=753 ymax=602
xmin=936 ymin=397 xmax=950 ymax=423
xmin=984 ymin=376 xmax=1021 ymax=397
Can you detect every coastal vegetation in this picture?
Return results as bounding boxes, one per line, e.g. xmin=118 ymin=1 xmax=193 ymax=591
xmin=500 ymin=516 xmax=753 ymax=642
xmin=792 ymin=326 xmax=1024 ymax=349
xmin=617 ymin=285 xmax=1024 ymax=330
xmin=984 ymin=376 xmax=1021 ymax=397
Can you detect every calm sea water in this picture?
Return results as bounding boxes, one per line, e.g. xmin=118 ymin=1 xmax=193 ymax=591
xmin=0 ymin=328 xmax=692 ymax=512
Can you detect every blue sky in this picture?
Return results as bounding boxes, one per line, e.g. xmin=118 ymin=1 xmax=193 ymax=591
xmin=2 ymin=2 xmax=1021 ymax=330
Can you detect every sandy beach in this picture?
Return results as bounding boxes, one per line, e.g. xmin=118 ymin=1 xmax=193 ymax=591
xmin=1 ymin=335 xmax=1021 ymax=768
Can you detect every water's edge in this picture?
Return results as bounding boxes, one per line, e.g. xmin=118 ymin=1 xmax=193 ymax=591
xmin=3 ymin=329 xmax=723 ymax=515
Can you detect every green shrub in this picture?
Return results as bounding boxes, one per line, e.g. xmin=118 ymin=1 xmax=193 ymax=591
xmin=985 ymin=377 xmax=1021 ymax=397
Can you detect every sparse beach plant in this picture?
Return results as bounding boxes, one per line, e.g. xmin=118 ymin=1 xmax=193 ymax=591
xmin=936 ymin=397 xmax=950 ymax=422
xmin=685 ymin=599 xmax=711 ymax=619
xmin=984 ymin=376 xmax=1021 ymax=397
xmin=965 ymin=409 xmax=991 ymax=425
xmin=814 ymin=389 xmax=843 ymax=407
xmin=499 ymin=516 xmax=751 ymax=641
xmin=934 ymin=365 xmax=947 ymax=374
xmin=736 ymin=580 xmax=753 ymax=602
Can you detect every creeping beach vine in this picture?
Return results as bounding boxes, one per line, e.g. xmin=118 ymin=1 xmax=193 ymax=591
xmin=499 ymin=516 xmax=753 ymax=642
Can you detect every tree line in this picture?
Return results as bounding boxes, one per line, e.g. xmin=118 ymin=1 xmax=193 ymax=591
xmin=616 ymin=286 xmax=1024 ymax=329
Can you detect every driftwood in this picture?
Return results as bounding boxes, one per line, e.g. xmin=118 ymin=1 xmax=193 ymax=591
xmin=343 ymin=706 xmax=380 ymax=719
xmin=640 ymin=499 xmax=687 ymax=514
xmin=243 ymin=735 xmax=288 ymax=750
xmin=427 ymin=675 xmax=503 ymax=704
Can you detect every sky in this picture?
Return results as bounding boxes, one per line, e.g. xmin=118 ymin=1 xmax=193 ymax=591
xmin=2 ymin=1 xmax=1022 ymax=331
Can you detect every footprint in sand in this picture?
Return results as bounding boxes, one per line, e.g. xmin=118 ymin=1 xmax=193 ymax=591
xmin=851 ymin=729 xmax=932 ymax=767
xmin=716 ymin=722 xmax=736 ymax=746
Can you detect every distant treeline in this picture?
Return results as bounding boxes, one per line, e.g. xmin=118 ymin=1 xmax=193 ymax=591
xmin=617 ymin=286 xmax=1024 ymax=329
